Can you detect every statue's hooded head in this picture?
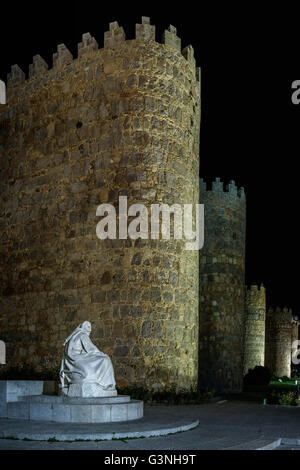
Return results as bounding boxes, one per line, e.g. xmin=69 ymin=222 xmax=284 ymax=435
xmin=81 ymin=321 xmax=92 ymax=335
xmin=63 ymin=321 xmax=92 ymax=345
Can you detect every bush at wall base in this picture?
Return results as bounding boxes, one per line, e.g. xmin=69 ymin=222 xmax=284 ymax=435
xmin=243 ymin=366 xmax=272 ymax=387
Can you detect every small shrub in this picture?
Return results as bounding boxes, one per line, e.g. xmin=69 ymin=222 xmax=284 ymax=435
xmin=271 ymin=391 xmax=296 ymax=406
xmin=278 ymin=391 xmax=295 ymax=406
xmin=279 ymin=376 xmax=291 ymax=382
xmin=243 ymin=366 xmax=272 ymax=386
xmin=295 ymin=394 xmax=300 ymax=407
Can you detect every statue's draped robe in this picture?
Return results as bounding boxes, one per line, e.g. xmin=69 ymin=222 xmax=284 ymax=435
xmin=60 ymin=331 xmax=116 ymax=390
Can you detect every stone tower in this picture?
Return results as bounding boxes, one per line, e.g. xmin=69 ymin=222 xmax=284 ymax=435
xmin=198 ymin=178 xmax=246 ymax=392
xmin=0 ymin=80 xmax=5 ymax=105
xmin=243 ymin=284 xmax=266 ymax=375
xmin=291 ymin=320 xmax=299 ymax=366
xmin=0 ymin=19 xmax=201 ymax=390
xmin=265 ymin=307 xmax=293 ymax=377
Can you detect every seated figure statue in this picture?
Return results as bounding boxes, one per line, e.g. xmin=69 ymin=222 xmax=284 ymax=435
xmin=60 ymin=321 xmax=117 ymax=397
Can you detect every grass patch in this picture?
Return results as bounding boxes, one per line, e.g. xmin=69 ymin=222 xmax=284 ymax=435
xmin=269 ymin=380 xmax=300 ymax=389
xmin=244 ymin=377 xmax=300 ymax=393
xmin=261 ymin=377 xmax=300 ymax=406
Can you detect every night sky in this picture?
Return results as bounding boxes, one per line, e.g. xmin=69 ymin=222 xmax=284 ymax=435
xmin=0 ymin=3 xmax=298 ymax=312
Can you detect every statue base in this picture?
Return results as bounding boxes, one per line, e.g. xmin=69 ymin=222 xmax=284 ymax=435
xmin=60 ymin=382 xmax=118 ymax=398
xmin=1 ymin=380 xmax=143 ymax=423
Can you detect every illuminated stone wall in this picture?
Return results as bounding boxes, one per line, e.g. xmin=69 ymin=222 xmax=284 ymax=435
xmin=243 ymin=284 xmax=266 ymax=375
xmin=0 ymin=18 xmax=200 ymax=390
xmin=265 ymin=307 xmax=293 ymax=377
xmin=198 ymin=178 xmax=246 ymax=392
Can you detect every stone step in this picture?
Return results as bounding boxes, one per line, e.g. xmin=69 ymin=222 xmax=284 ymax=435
xmin=17 ymin=394 xmax=131 ymax=404
xmin=7 ymin=399 xmax=143 ymax=423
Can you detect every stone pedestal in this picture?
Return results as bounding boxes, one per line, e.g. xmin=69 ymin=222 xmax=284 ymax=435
xmin=7 ymin=394 xmax=143 ymax=423
xmin=60 ymin=382 xmax=118 ymax=398
xmin=0 ymin=380 xmax=143 ymax=423
xmin=0 ymin=380 xmax=44 ymax=418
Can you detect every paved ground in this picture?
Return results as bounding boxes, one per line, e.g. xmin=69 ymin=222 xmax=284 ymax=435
xmin=277 ymin=445 xmax=300 ymax=450
xmin=1 ymin=400 xmax=300 ymax=450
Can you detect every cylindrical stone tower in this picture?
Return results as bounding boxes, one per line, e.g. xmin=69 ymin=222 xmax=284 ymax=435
xmin=0 ymin=18 xmax=200 ymax=391
xmin=243 ymin=284 xmax=266 ymax=375
xmin=265 ymin=307 xmax=293 ymax=377
xmin=291 ymin=320 xmax=299 ymax=366
xmin=198 ymin=178 xmax=246 ymax=392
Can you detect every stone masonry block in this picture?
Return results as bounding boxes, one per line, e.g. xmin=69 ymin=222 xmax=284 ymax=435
xmin=53 ymin=44 xmax=73 ymax=68
xmin=7 ymin=65 xmax=25 ymax=87
xmin=104 ymin=22 xmax=125 ymax=48
xmin=136 ymin=17 xmax=155 ymax=41
xmin=182 ymin=45 xmax=196 ymax=71
xmin=162 ymin=25 xmax=181 ymax=52
xmin=29 ymin=55 xmax=49 ymax=77
xmin=78 ymin=33 xmax=99 ymax=57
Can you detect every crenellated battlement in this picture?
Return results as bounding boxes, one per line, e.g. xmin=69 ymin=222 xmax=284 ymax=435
xmin=136 ymin=16 xmax=155 ymax=41
xmin=267 ymin=307 xmax=293 ymax=325
xmin=268 ymin=307 xmax=293 ymax=315
xmin=78 ymin=32 xmax=99 ymax=57
xmin=104 ymin=21 xmax=126 ymax=48
xmin=53 ymin=44 xmax=73 ymax=68
xmin=247 ymin=284 xmax=265 ymax=292
xmin=7 ymin=64 xmax=25 ymax=87
xmin=2 ymin=17 xmax=200 ymax=103
xmin=162 ymin=25 xmax=181 ymax=52
xmin=29 ymin=55 xmax=48 ymax=78
xmin=200 ymin=177 xmax=246 ymax=199
xmin=246 ymin=284 xmax=265 ymax=303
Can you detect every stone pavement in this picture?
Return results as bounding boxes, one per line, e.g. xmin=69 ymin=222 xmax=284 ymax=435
xmin=1 ymin=400 xmax=300 ymax=450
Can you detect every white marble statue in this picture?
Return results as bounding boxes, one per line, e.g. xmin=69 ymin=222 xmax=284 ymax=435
xmin=60 ymin=321 xmax=117 ymax=397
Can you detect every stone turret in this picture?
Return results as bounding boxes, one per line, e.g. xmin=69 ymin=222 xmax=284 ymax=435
xmin=0 ymin=80 xmax=6 ymax=105
xmin=0 ymin=18 xmax=201 ymax=391
xmin=243 ymin=284 xmax=266 ymax=375
xmin=265 ymin=307 xmax=293 ymax=377
xmin=198 ymin=178 xmax=246 ymax=392
xmin=291 ymin=318 xmax=299 ymax=367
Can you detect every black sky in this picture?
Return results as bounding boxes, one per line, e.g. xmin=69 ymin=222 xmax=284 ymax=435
xmin=0 ymin=2 xmax=299 ymax=312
